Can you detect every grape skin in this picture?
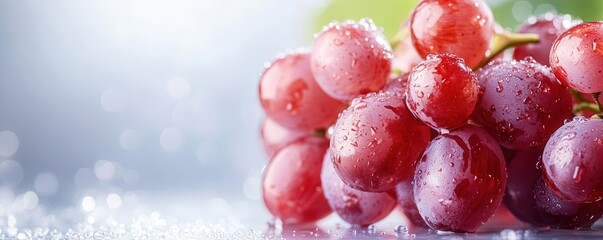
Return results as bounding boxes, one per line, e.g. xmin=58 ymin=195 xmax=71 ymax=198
xmin=414 ymin=125 xmax=506 ymax=233
xmin=259 ymin=52 xmax=347 ymax=131
xmin=471 ymin=58 xmax=573 ymax=151
xmin=406 ymin=54 xmax=479 ymax=130
xmin=550 ymin=21 xmax=603 ymax=93
xmin=543 ymin=117 xmax=603 ymax=203
xmin=410 ymin=0 xmax=494 ymax=68
xmin=330 ymin=91 xmax=431 ymax=192
xmin=321 ymin=153 xmax=396 ymax=226
xmin=311 ymin=19 xmax=392 ymax=101
xmin=262 ymin=136 xmax=332 ymax=224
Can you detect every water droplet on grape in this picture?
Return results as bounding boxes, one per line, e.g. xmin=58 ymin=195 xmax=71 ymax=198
xmin=563 ymin=132 xmax=577 ymax=140
xmin=334 ymin=39 xmax=343 ymax=46
xmin=438 ymin=198 xmax=452 ymax=205
xmin=354 ymin=101 xmax=368 ymax=111
xmin=351 ymin=120 xmax=361 ymax=131
xmin=417 ymin=91 xmax=425 ymax=98
xmin=573 ymin=165 xmax=583 ymax=183
xmin=370 ymin=126 xmax=377 ymax=136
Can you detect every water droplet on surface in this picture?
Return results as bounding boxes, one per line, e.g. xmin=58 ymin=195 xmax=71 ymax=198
xmin=417 ymin=91 xmax=425 ymax=98
xmin=395 ymin=225 xmax=408 ymax=236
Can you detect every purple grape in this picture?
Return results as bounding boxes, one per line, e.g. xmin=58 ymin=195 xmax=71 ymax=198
xmin=504 ymin=151 xmax=543 ymax=226
xmin=321 ymin=153 xmax=396 ymax=226
xmin=534 ymin=177 xmax=603 ymax=229
xmin=472 ymin=58 xmax=573 ymax=151
xmin=395 ymin=180 xmax=428 ymax=227
xmin=543 ymin=117 xmax=603 ymax=203
xmin=414 ymin=125 xmax=506 ymax=232
xmin=505 ymin=150 xmax=603 ymax=229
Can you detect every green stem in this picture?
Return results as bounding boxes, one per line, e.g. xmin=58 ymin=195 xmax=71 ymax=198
xmin=573 ymin=102 xmax=600 ymax=115
xmin=570 ymin=89 xmax=588 ymax=103
xmin=473 ymin=32 xmax=540 ymax=71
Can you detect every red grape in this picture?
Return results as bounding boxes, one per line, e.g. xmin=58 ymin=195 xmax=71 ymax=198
xmin=330 ymin=91 xmax=431 ymax=192
xmin=311 ymin=19 xmax=392 ymax=101
xmin=262 ymin=136 xmax=332 ymax=224
xmin=410 ymin=0 xmax=494 ymax=68
xmin=513 ymin=13 xmax=579 ymax=66
xmin=472 ymin=58 xmax=573 ymax=151
xmin=542 ymin=117 xmax=603 ymax=203
xmin=321 ymin=152 xmax=396 ymax=226
xmin=414 ymin=125 xmax=506 ymax=233
xmin=395 ymin=180 xmax=428 ymax=227
xmin=406 ymin=54 xmax=479 ymax=130
xmin=259 ymin=51 xmax=347 ymax=131
xmin=260 ymin=117 xmax=309 ymax=159
xmin=550 ymin=21 xmax=603 ymax=93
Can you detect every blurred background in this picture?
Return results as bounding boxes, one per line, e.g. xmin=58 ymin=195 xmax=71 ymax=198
xmin=0 ymin=0 xmax=602 ymax=230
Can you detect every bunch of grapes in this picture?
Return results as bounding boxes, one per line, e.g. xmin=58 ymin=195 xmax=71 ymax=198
xmin=258 ymin=0 xmax=603 ymax=233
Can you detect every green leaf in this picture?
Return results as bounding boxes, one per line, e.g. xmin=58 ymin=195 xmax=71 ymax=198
xmin=311 ymin=0 xmax=419 ymax=41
